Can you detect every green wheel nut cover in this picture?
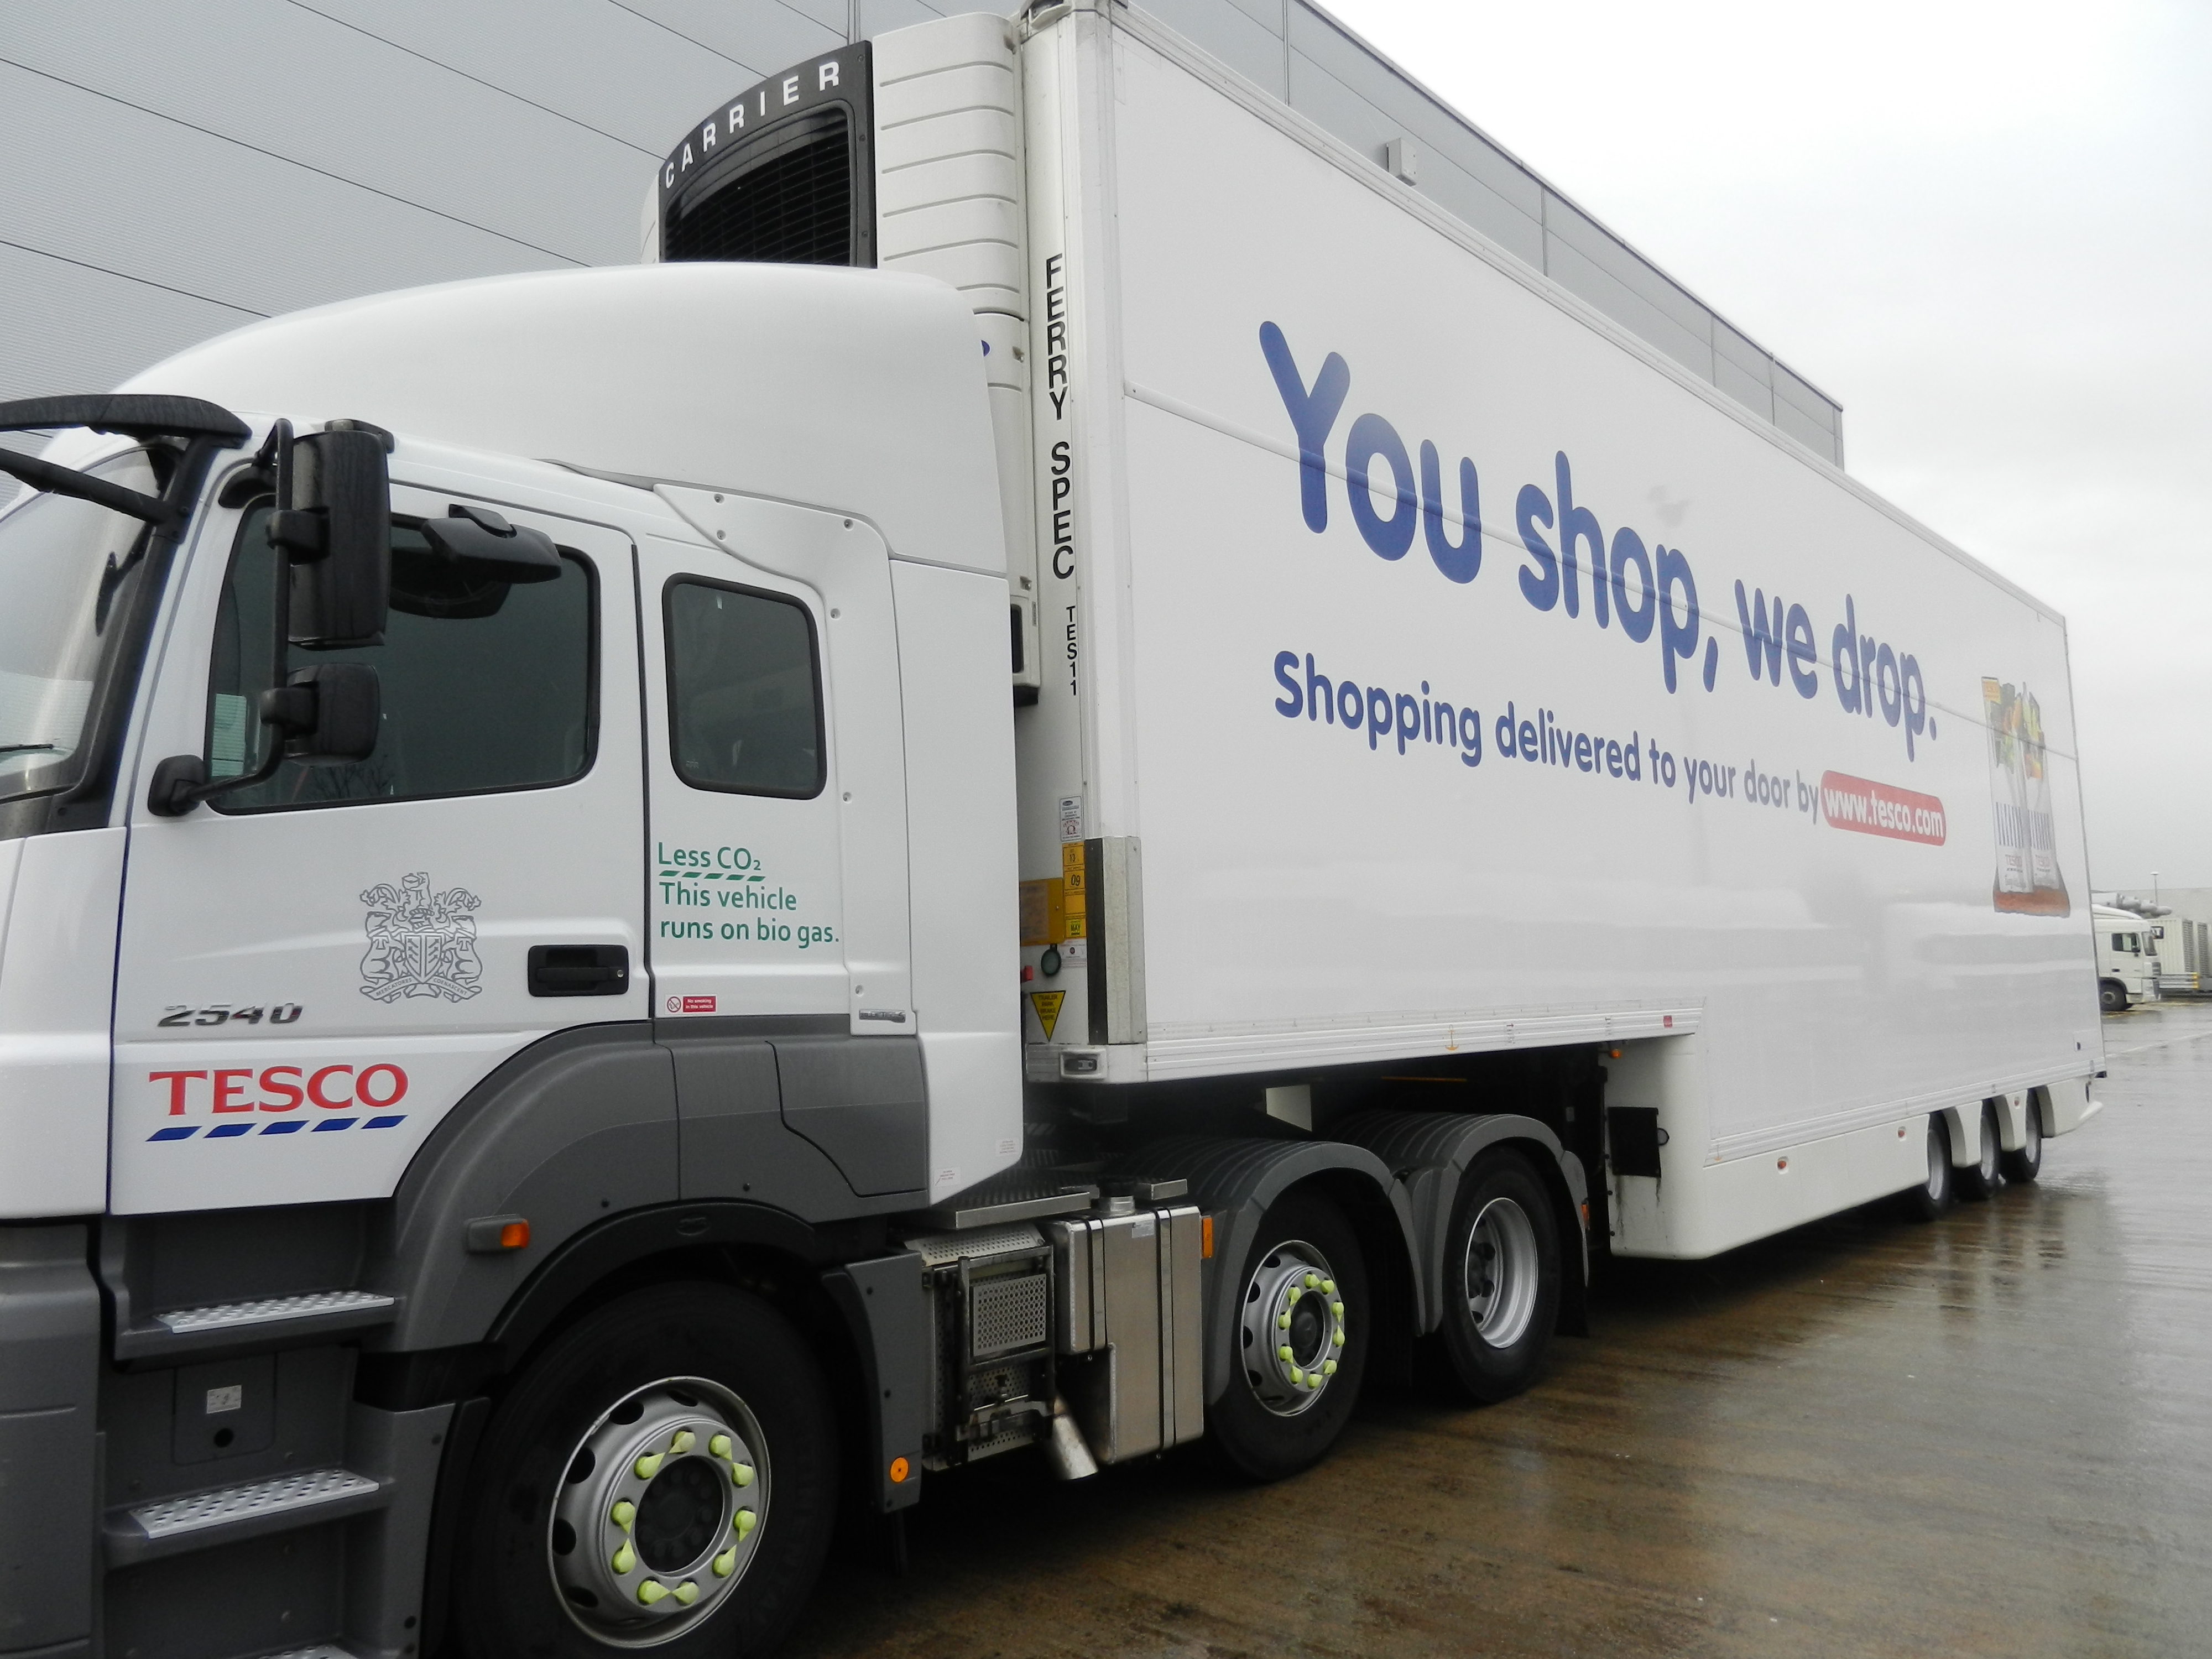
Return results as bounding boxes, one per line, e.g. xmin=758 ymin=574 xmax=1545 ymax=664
xmin=632 ymin=1452 xmax=664 ymax=1479
xmin=672 ymin=1581 xmax=699 ymax=1606
xmin=669 ymin=1429 xmax=695 ymax=1455
xmin=1286 ymin=1287 xmax=1301 ymax=1305
xmin=712 ymin=1547 xmax=738 ymax=1578
xmin=1321 ymin=1279 xmax=1336 ymax=1293
xmin=1277 ymin=1344 xmax=1293 ymax=1361
xmin=637 ymin=1579 xmax=669 ymax=1606
xmin=611 ymin=1543 xmax=636 ymax=1575
xmin=1331 ymin=1300 xmax=1344 ymax=1317
xmin=1290 ymin=1367 xmax=1305 ymax=1384
xmin=708 ymin=1433 xmax=732 ymax=1459
xmin=735 ymin=1507 xmax=758 ymax=1538
xmin=1276 ymin=1311 xmax=1291 ymax=1329
xmin=1323 ymin=1359 xmax=1337 ymax=1376
xmin=1303 ymin=1273 xmax=1319 ymax=1288
xmin=731 ymin=1462 xmax=755 ymax=1488
xmin=1332 ymin=1327 xmax=1345 ymax=1346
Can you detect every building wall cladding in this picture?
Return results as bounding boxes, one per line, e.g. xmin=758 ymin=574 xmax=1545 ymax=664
xmin=0 ymin=0 xmax=1840 ymax=503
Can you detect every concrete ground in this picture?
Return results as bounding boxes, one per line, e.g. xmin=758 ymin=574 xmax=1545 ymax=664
xmin=789 ymin=1002 xmax=2212 ymax=1658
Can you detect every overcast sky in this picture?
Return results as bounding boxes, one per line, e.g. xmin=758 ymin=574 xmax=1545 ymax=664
xmin=1321 ymin=0 xmax=2212 ymax=894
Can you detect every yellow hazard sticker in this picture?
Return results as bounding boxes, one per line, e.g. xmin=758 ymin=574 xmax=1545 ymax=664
xmin=1029 ymin=990 xmax=1066 ymax=1040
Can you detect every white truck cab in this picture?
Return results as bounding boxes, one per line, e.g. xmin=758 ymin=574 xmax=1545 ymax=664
xmin=2093 ymin=902 xmax=2161 ymax=1011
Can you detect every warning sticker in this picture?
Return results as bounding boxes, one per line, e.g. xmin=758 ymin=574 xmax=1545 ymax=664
xmin=1029 ymin=990 xmax=1066 ymax=1040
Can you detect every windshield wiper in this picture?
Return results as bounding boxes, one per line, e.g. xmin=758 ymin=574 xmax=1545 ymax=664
xmin=0 ymin=743 xmax=61 ymax=755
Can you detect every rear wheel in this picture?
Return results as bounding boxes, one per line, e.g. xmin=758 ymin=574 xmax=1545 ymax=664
xmin=1901 ymin=1114 xmax=1954 ymax=1222
xmin=453 ymin=1282 xmax=836 ymax=1659
xmin=1437 ymin=1150 xmax=1561 ymax=1404
xmin=1211 ymin=1192 xmax=1369 ymax=1482
xmin=2001 ymin=1094 xmax=2044 ymax=1183
xmin=1957 ymin=1101 xmax=2002 ymax=1201
xmin=2098 ymin=979 xmax=2127 ymax=1013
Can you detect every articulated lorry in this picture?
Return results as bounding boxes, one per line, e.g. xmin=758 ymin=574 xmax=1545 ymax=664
xmin=0 ymin=6 xmax=2103 ymax=1658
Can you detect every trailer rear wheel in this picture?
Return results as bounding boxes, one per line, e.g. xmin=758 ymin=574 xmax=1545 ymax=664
xmin=2001 ymin=1094 xmax=2043 ymax=1184
xmin=1957 ymin=1101 xmax=2002 ymax=1201
xmin=1902 ymin=1115 xmax=1955 ymax=1222
xmin=452 ymin=1282 xmax=836 ymax=1659
xmin=1437 ymin=1150 xmax=1561 ymax=1404
xmin=1212 ymin=1192 xmax=1369 ymax=1481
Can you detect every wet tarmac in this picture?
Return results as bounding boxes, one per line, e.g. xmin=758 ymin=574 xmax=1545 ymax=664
xmin=791 ymin=1002 xmax=2212 ymax=1658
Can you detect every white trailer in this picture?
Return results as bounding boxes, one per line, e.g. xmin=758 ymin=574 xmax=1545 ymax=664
xmin=0 ymin=7 xmax=2101 ymax=1659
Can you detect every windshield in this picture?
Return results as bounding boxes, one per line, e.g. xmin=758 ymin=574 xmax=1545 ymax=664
xmin=0 ymin=448 xmax=160 ymax=804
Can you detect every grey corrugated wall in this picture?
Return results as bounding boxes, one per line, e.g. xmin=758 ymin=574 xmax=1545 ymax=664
xmin=0 ymin=0 xmax=1838 ymax=505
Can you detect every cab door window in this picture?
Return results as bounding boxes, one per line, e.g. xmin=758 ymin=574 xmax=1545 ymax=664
xmin=208 ymin=508 xmax=596 ymax=811
xmin=664 ymin=578 xmax=823 ymax=798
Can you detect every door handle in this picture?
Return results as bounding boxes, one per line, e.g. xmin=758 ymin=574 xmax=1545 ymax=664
xmin=528 ymin=944 xmax=630 ymax=997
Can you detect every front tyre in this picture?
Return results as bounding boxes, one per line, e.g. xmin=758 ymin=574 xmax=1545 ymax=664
xmin=454 ymin=1283 xmax=836 ymax=1659
xmin=1437 ymin=1150 xmax=1561 ymax=1404
xmin=1211 ymin=1192 xmax=1369 ymax=1482
xmin=2098 ymin=979 xmax=2127 ymax=1013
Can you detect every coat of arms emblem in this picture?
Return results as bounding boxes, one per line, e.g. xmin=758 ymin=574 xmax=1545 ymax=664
xmin=359 ymin=873 xmax=484 ymax=1003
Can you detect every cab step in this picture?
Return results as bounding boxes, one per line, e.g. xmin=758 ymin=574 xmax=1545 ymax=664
xmin=115 ymin=1288 xmax=397 ymax=1360
xmin=105 ymin=1466 xmax=387 ymax=1565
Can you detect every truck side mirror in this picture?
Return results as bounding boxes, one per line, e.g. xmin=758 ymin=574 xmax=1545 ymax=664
xmin=269 ymin=427 xmax=392 ymax=647
xmin=259 ymin=664 xmax=382 ymax=765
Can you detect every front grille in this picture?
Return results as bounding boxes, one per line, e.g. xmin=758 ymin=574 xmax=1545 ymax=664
xmin=666 ymin=107 xmax=854 ymax=265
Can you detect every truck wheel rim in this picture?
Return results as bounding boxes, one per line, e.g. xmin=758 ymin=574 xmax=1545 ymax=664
xmin=1239 ymin=1241 xmax=1347 ymax=1417
xmin=548 ymin=1377 xmax=769 ymax=1647
xmin=1465 ymin=1197 xmax=1540 ymax=1347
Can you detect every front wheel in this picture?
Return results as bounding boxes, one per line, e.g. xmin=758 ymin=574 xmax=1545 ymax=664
xmin=2098 ymin=979 xmax=2127 ymax=1013
xmin=1211 ymin=1192 xmax=1369 ymax=1482
xmin=453 ymin=1282 xmax=837 ymax=1659
xmin=1436 ymin=1150 xmax=1561 ymax=1404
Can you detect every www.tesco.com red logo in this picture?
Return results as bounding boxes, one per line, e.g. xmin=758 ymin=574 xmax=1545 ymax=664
xmin=144 ymin=1064 xmax=410 ymax=1144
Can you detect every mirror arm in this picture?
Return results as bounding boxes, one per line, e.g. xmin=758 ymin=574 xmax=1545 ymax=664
xmin=0 ymin=448 xmax=178 ymax=524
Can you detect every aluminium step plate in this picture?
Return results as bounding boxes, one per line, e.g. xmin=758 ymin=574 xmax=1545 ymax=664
xmin=130 ymin=1468 xmax=380 ymax=1540
xmin=154 ymin=1288 xmax=395 ymax=1334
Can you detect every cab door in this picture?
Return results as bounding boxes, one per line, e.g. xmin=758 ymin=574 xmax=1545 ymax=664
xmin=639 ymin=489 xmax=925 ymax=1202
xmin=111 ymin=479 xmax=646 ymax=1213
xmin=639 ymin=489 xmax=910 ymax=1031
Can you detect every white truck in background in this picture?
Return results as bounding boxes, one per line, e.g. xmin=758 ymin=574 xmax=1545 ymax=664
xmin=2093 ymin=903 xmax=2161 ymax=1011
xmin=0 ymin=7 xmax=2105 ymax=1659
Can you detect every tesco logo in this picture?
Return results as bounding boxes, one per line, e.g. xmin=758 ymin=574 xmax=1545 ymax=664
xmin=149 ymin=1063 xmax=410 ymax=1116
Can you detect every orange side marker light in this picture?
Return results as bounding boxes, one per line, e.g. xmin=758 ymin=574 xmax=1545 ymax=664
xmin=888 ymin=1457 xmax=910 ymax=1484
xmin=500 ymin=1219 xmax=531 ymax=1250
xmin=1200 ymin=1215 xmax=1214 ymax=1259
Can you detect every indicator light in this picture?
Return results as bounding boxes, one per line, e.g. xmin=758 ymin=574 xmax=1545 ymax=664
xmin=1200 ymin=1216 xmax=1214 ymax=1258
xmin=499 ymin=1219 xmax=530 ymax=1250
